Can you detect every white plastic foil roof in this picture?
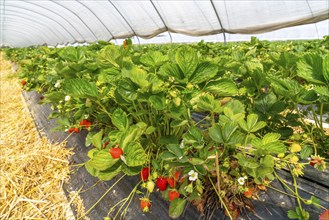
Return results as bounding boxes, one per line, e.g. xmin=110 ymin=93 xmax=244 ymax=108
xmin=0 ymin=0 xmax=328 ymax=47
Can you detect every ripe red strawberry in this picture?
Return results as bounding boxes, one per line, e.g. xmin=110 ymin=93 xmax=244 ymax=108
xmin=140 ymin=198 xmax=151 ymax=212
xmin=243 ymin=188 xmax=253 ymax=198
xmin=109 ymin=147 xmax=123 ymax=159
xmin=320 ymin=210 xmax=329 ymax=220
xmin=68 ymin=127 xmax=79 ymax=133
xmin=168 ymin=190 xmax=180 ymax=202
xmin=167 ymin=177 xmax=176 ymax=188
xmin=21 ymin=80 xmax=27 ymax=85
xmin=174 ymin=171 xmax=181 ymax=181
xmin=79 ymin=119 xmax=92 ymax=129
xmin=140 ymin=167 xmax=150 ymax=181
xmin=310 ymin=156 xmax=323 ymax=167
xmin=156 ymin=177 xmax=168 ymax=191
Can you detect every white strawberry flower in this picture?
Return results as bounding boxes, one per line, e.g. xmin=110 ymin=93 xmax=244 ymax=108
xmin=188 ymin=170 xmax=198 ymax=181
xmin=238 ymin=177 xmax=245 ymax=185
xmin=54 ymin=80 xmax=61 ymax=88
xmin=179 ymin=140 xmax=184 ymax=149
xmin=65 ymin=95 xmax=71 ymax=101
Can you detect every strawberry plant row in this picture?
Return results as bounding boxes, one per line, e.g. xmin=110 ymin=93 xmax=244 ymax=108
xmin=4 ymin=36 xmax=329 ymax=220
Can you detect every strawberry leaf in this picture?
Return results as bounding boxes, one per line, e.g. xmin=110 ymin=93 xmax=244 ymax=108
xmin=112 ymin=108 xmax=128 ymax=131
xmin=175 ymin=46 xmax=198 ymax=79
xmin=62 ymin=78 xmax=98 ymax=98
xmin=125 ymin=143 xmax=147 ymax=167
xmin=169 ymin=198 xmax=187 ymax=219
xmin=88 ymin=150 xmax=119 ymax=171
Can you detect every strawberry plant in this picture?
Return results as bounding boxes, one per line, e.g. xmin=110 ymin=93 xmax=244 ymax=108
xmin=4 ymin=36 xmax=329 ymax=220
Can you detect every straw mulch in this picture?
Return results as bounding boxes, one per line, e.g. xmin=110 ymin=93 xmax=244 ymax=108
xmin=0 ymin=52 xmax=83 ymax=219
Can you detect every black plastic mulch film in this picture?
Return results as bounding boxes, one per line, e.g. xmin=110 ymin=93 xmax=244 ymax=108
xmin=23 ymin=90 xmax=329 ymax=220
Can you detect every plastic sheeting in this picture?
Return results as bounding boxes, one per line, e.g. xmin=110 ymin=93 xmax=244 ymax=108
xmin=0 ymin=0 xmax=328 ymax=47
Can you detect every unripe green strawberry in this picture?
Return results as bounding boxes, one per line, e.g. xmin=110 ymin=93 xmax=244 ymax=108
xmin=169 ymin=91 xmax=177 ymax=98
xmin=304 ymin=200 xmax=312 ymax=205
xmin=186 ymin=83 xmax=193 ymax=90
xmin=146 ymin=181 xmax=155 ymax=193
xmin=152 ymin=171 xmax=158 ymax=179
xmin=291 ymin=134 xmax=301 ymax=141
xmin=290 ymin=143 xmax=302 ymax=153
xmin=173 ymin=97 xmax=181 ymax=106
xmin=277 ymin=153 xmax=285 ymax=158
xmin=85 ymin=98 xmax=92 ymax=107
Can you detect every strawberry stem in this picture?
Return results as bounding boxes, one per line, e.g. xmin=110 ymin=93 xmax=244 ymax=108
xmin=209 ymin=177 xmax=233 ymax=220
xmin=77 ymin=174 xmax=126 ymax=220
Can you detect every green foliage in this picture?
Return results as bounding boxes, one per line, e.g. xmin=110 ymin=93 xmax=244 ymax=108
xmin=169 ymin=198 xmax=187 ymax=219
xmin=88 ymin=149 xmax=119 ymax=171
xmin=6 ymin=37 xmax=329 ymax=220
xmin=124 ymin=143 xmax=147 ymax=167
xmin=297 ymin=53 xmax=328 ymax=84
xmin=62 ymin=78 xmax=98 ymax=98
xmin=175 ymin=46 xmax=198 ymax=79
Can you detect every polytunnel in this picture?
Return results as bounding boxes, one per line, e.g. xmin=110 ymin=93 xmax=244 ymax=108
xmin=0 ymin=0 xmax=329 ymax=47
xmin=1 ymin=1 xmax=329 ymax=220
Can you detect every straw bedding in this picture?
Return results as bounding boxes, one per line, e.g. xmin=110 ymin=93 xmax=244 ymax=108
xmin=0 ymin=52 xmax=81 ymax=219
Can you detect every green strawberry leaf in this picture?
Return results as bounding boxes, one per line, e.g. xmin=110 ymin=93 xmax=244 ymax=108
xmin=112 ymin=108 xmax=128 ymax=131
xmin=190 ymin=62 xmax=218 ymax=84
xmin=124 ymin=142 xmax=147 ymax=167
xmin=88 ymin=150 xmax=119 ymax=171
xmin=262 ymin=133 xmax=281 ymax=145
xmin=84 ymin=161 xmax=99 ymax=177
xmin=300 ymin=145 xmax=313 ymax=159
xmin=175 ymin=46 xmax=198 ymax=78
xmin=167 ymin=144 xmax=183 ymax=158
xmin=205 ymin=78 xmax=238 ymax=96
xmin=149 ymin=94 xmax=166 ymax=110
xmin=169 ymin=198 xmax=187 ymax=219
xmin=98 ymin=163 xmax=122 ymax=181
xmin=287 ymin=210 xmax=299 ymax=219
xmin=62 ymin=78 xmax=98 ymax=98
xmin=209 ymin=124 xmax=224 ymax=144
xmin=140 ymin=51 xmax=168 ymax=69
xmin=161 ymin=152 xmax=177 ymax=161
xmin=91 ymin=130 xmax=103 ymax=150
xmin=297 ymin=53 xmax=327 ymax=84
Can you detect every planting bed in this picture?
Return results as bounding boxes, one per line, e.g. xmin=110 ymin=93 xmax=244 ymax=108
xmin=5 ymin=37 xmax=329 ymax=219
xmin=23 ymin=90 xmax=328 ymax=220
